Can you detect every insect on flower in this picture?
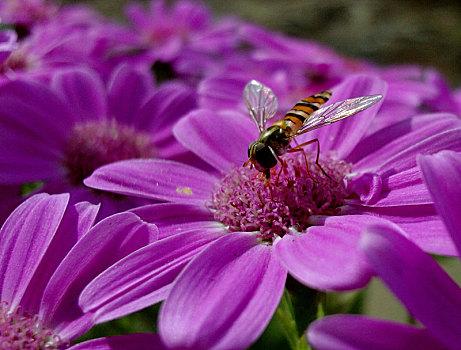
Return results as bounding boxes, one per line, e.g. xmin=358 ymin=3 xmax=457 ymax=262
xmin=243 ymin=80 xmax=383 ymax=183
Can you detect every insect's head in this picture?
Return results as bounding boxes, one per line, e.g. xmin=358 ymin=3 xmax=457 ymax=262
xmin=246 ymin=141 xmax=278 ymax=172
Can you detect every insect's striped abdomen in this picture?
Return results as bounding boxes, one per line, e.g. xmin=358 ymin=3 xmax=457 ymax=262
xmin=284 ymin=90 xmax=332 ymax=128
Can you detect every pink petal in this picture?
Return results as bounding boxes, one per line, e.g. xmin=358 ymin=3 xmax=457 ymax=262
xmin=0 ymin=80 xmax=73 ymax=145
xmin=173 ymin=109 xmax=258 ymax=173
xmin=84 ymin=159 xmax=217 ymax=205
xmin=19 ymin=201 xmax=100 ymax=314
xmin=347 ymin=167 xmax=432 ymax=207
xmin=309 ymin=74 xmax=387 ymax=159
xmin=80 ymin=227 xmax=225 ymax=324
xmin=108 ymin=65 xmax=155 ymax=124
xmin=418 ymin=151 xmax=461 ymax=255
xmin=0 ymin=80 xmax=74 ymax=183
xmin=69 ymin=333 xmax=163 ymax=350
xmin=275 ymin=215 xmax=398 ymax=291
xmin=307 ymin=315 xmax=448 ymax=350
xmin=159 ymin=233 xmax=286 ymax=350
xmin=40 ymin=212 xmax=157 ymax=332
xmin=342 ymin=204 xmax=458 ymax=256
xmin=135 ymin=83 xmax=197 ymax=143
xmin=348 ymin=113 xmax=461 ymax=166
xmin=0 ymin=193 xmax=69 ymax=310
xmin=130 ymin=203 xmax=216 ymax=239
xmin=361 ymin=223 xmax=461 ymax=348
xmin=51 ymin=67 xmax=107 ymax=122
xmin=375 ymin=128 xmax=461 ymax=175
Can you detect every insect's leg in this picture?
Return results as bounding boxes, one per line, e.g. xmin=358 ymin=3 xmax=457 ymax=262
xmin=287 ymin=139 xmax=332 ymax=180
xmin=263 ymin=169 xmax=271 ymax=186
xmin=275 ymin=156 xmax=286 ymax=185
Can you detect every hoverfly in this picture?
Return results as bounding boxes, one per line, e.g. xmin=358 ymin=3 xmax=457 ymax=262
xmin=243 ymin=80 xmax=383 ymax=183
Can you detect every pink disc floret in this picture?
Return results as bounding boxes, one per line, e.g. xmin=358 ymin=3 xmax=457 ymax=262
xmin=210 ymin=152 xmax=352 ymax=240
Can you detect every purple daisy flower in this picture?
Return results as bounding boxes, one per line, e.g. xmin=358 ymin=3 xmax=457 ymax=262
xmin=0 ymin=23 xmax=94 ymax=84
xmin=307 ymin=150 xmax=461 ymax=350
xmin=83 ymin=74 xmax=461 ymax=348
xmin=0 ymin=64 xmax=197 ymax=220
xmin=0 ymin=2 xmax=138 ymax=85
xmin=121 ymin=0 xmax=243 ymax=84
xmin=0 ymin=0 xmax=58 ymax=34
xmin=0 ymin=192 xmax=159 ymax=348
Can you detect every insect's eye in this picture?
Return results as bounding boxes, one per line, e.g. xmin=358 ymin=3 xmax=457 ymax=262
xmin=248 ymin=142 xmax=258 ymax=157
xmin=253 ymin=144 xmax=277 ymax=169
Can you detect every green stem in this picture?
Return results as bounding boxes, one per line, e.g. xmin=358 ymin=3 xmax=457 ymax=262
xmin=276 ymin=289 xmax=301 ymax=350
xmin=276 ymin=278 xmax=325 ymax=350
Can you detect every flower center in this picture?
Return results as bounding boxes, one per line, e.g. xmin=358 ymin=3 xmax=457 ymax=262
xmin=0 ymin=301 xmax=69 ymax=349
xmin=210 ymin=152 xmax=352 ymax=240
xmin=63 ymin=119 xmax=156 ymax=185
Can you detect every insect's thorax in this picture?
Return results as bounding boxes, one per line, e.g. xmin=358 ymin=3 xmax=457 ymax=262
xmin=258 ymin=124 xmax=292 ymax=156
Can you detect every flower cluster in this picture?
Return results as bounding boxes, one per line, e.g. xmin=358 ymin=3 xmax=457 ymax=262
xmin=0 ymin=0 xmax=460 ymax=349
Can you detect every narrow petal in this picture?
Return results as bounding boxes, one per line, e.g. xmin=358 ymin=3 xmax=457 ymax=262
xmin=347 ymin=113 xmax=461 ymax=165
xmin=354 ymin=115 xmax=461 ymax=173
xmin=0 ymin=128 xmax=67 ymax=183
xmin=108 ymin=65 xmax=155 ymax=124
xmin=347 ymin=167 xmax=432 ymax=207
xmin=80 ymin=227 xmax=225 ymax=324
xmin=0 ymin=193 xmax=69 ymax=310
xmin=134 ymin=83 xmax=197 ymax=142
xmin=310 ymin=74 xmax=387 ymax=159
xmin=69 ymin=333 xmax=164 ymax=350
xmin=19 ymin=201 xmax=100 ymax=314
xmin=361 ymin=224 xmax=461 ymax=348
xmin=365 ymin=128 xmax=461 ymax=175
xmin=173 ymin=109 xmax=258 ymax=173
xmin=198 ymin=75 xmax=248 ymax=111
xmin=130 ymin=203 xmax=216 ymax=239
xmin=55 ymin=313 xmax=95 ymax=341
xmin=307 ymin=315 xmax=448 ymax=350
xmin=159 ymin=233 xmax=286 ymax=350
xmin=51 ymin=67 xmax=107 ymax=121
xmin=418 ymin=151 xmax=461 ymax=255
xmin=0 ymin=80 xmax=73 ymax=146
xmin=72 ymin=202 xmax=101 ymax=239
xmin=342 ymin=204 xmax=458 ymax=256
xmin=84 ymin=159 xmax=217 ymax=205
xmin=275 ymin=215 xmax=398 ymax=291
xmin=40 ymin=212 xmax=158 ymax=331
xmin=0 ymin=80 xmax=74 ymax=183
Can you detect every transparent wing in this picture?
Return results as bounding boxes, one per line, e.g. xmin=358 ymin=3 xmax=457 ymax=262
xmin=296 ymin=94 xmax=383 ymax=135
xmin=243 ymin=80 xmax=278 ymax=133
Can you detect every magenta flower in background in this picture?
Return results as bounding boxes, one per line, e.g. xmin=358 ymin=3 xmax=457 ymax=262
xmin=122 ymin=0 xmax=242 ymax=84
xmin=0 ymin=64 xmax=197 ymax=220
xmin=0 ymin=1 xmax=140 ymax=85
xmin=83 ymin=74 xmax=461 ymax=348
xmin=0 ymin=192 xmax=159 ymax=348
xmin=0 ymin=21 xmax=96 ymax=84
xmin=307 ymin=150 xmax=461 ymax=350
xmin=0 ymin=0 xmax=58 ymax=34
xmin=199 ymin=24 xmax=460 ymax=136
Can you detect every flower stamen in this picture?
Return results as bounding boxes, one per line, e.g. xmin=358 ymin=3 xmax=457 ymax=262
xmin=63 ymin=119 xmax=156 ymax=185
xmin=210 ymin=152 xmax=352 ymax=240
